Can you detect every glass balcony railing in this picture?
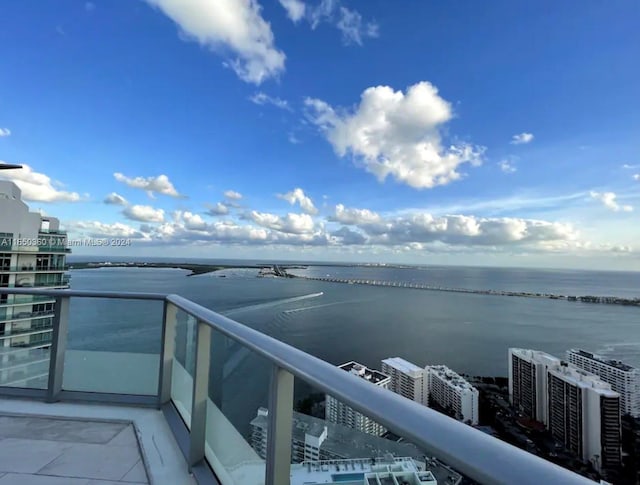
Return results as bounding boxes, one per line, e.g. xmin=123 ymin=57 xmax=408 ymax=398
xmin=0 ymin=287 xmax=594 ymax=485
xmin=0 ymin=295 xmax=57 ymax=306
xmin=37 ymin=245 xmax=71 ymax=253
xmin=0 ymin=310 xmax=54 ymax=324
xmin=1 ymin=265 xmax=70 ymax=272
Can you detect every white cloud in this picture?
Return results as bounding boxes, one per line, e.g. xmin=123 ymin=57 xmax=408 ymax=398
xmin=511 ymin=132 xmax=534 ymax=145
xmin=279 ymin=0 xmax=305 ymax=22
xmin=330 ymin=204 xmax=381 ymax=225
xmin=0 ymin=128 xmax=10 ymax=137
xmin=173 ymin=211 xmax=207 ymax=230
xmin=224 ymin=190 xmax=243 ymax=200
xmin=0 ymin=162 xmax=81 ymax=202
xmin=307 ymin=0 xmax=378 ymax=45
xmin=69 ymin=221 xmax=146 ymax=239
xmin=104 ymin=192 xmax=128 ymax=206
xmin=123 ymin=204 xmax=166 ymax=222
xmin=498 ymin=160 xmax=517 ymax=173
xmin=329 ymin=205 xmax=580 ymax=248
xmin=633 ymin=174 xmax=639 ymax=181
xmin=249 ymin=211 xmax=315 ymax=234
xmin=145 ymin=0 xmax=285 ymax=84
xmin=288 ymin=132 xmax=301 ymax=144
xmin=589 ymin=191 xmax=633 ymax=212
xmin=305 ymin=82 xmax=484 ymax=189
xmin=249 ymin=92 xmax=290 ymax=110
xmin=114 ymin=172 xmax=184 ymax=198
xmin=277 ymin=188 xmax=318 ymax=214
xmin=206 ymin=202 xmax=230 ymax=216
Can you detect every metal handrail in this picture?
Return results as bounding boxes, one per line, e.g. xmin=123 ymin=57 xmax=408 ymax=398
xmin=0 ymin=288 xmax=592 ymax=485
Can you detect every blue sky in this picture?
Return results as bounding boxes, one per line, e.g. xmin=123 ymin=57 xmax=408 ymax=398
xmin=1 ymin=0 xmax=639 ymax=269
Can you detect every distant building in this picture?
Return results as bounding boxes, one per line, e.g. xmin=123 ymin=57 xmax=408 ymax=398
xmin=250 ymin=407 xmax=425 ymax=463
xmin=424 ymin=365 xmax=479 ymax=425
xmin=326 ymin=361 xmax=390 ymax=436
xmin=0 ymin=180 xmax=70 ymax=387
xmin=567 ymin=349 xmax=640 ymax=418
xmin=381 ymin=357 xmax=426 ymax=404
xmin=289 ymin=457 xmax=440 ymax=485
xmin=508 ymin=348 xmax=561 ymax=425
xmin=547 ymin=363 xmax=621 ymax=472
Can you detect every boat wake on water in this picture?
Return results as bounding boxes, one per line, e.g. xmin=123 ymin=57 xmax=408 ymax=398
xmin=221 ymin=292 xmax=324 ymax=317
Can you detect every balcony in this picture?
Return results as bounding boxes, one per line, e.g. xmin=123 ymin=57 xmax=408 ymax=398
xmin=37 ymin=245 xmax=71 ymax=253
xmin=0 ymin=288 xmax=594 ymax=485
xmin=1 ymin=265 xmax=70 ymax=273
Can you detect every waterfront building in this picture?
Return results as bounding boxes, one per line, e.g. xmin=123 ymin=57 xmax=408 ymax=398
xmin=382 ymin=357 xmax=426 ymax=404
xmin=326 ymin=361 xmax=390 ymax=436
xmin=567 ymin=348 xmax=640 ymax=418
xmin=547 ymin=363 xmax=621 ymax=472
xmin=0 ymin=180 xmax=70 ymax=387
xmin=424 ymin=365 xmax=479 ymax=425
xmin=508 ymin=348 xmax=561 ymax=425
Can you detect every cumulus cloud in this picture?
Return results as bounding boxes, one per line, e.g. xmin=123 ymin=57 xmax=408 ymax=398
xmin=279 ymin=0 xmax=305 ymax=22
xmin=328 ymin=204 xmax=581 ymax=248
xmin=277 ymin=188 xmax=318 ymax=214
xmin=0 ymin=162 xmax=81 ymax=202
xmin=589 ymin=191 xmax=633 ymax=212
xmin=145 ymin=0 xmax=285 ymax=84
xmin=69 ymin=221 xmax=146 ymax=239
xmin=248 ymin=211 xmax=315 ymax=234
xmin=249 ymin=92 xmax=291 ymax=110
xmin=305 ymin=82 xmax=484 ymax=189
xmin=330 ymin=204 xmax=381 ymax=225
xmin=224 ymin=190 xmax=243 ymax=200
xmin=511 ymin=132 xmax=534 ymax=145
xmin=498 ymin=160 xmax=517 ymax=173
xmin=173 ymin=211 xmax=207 ymax=230
xmin=0 ymin=128 xmax=11 ymax=137
xmin=123 ymin=204 xmax=166 ymax=222
xmin=307 ymin=0 xmax=378 ymax=45
xmin=114 ymin=172 xmax=184 ymax=199
xmin=206 ymin=202 xmax=230 ymax=216
xmin=103 ymin=192 xmax=128 ymax=206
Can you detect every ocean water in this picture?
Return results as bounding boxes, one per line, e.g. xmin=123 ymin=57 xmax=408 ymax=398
xmin=65 ymin=264 xmax=640 ymax=436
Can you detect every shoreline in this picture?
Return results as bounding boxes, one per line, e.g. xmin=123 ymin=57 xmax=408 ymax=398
xmin=68 ymin=262 xmax=265 ymax=276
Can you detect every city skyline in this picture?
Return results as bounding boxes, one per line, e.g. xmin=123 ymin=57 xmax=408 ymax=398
xmin=1 ymin=2 xmax=639 ymax=270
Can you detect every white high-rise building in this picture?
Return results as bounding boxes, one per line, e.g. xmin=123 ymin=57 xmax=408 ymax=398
xmin=547 ymin=363 xmax=621 ymax=472
xmin=508 ymin=348 xmax=561 ymax=425
xmin=326 ymin=361 xmax=390 ymax=436
xmin=567 ymin=349 xmax=640 ymax=418
xmin=0 ymin=180 xmax=71 ymax=387
xmin=381 ymin=357 xmax=426 ymax=404
xmin=424 ymin=365 xmax=479 ymax=425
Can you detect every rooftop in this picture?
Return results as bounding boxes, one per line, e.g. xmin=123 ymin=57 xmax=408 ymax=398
xmin=425 ymin=366 xmax=477 ymax=393
xmin=510 ymin=348 xmax=562 ymax=367
xmin=339 ymin=361 xmax=390 ymax=385
xmin=289 ymin=457 xmax=438 ymax=485
xmin=569 ymin=348 xmax=635 ymax=372
xmin=549 ymin=364 xmax=620 ymax=396
xmin=382 ymin=357 xmax=424 ymax=376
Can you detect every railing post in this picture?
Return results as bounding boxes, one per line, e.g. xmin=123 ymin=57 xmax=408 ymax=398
xmin=189 ymin=320 xmax=211 ymax=469
xmin=158 ymin=300 xmax=177 ymax=408
xmin=47 ymin=296 xmax=70 ymax=403
xmin=265 ymin=366 xmax=294 ymax=485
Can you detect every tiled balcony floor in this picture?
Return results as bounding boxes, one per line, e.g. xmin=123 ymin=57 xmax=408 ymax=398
xmin=0 ymin=400 xmax=196 ymax=485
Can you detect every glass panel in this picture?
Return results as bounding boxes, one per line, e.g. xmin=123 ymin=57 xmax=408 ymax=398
xmin=63 ymin=297 xmax=163 ymax=395
xmin=204 ymin=329 xmax=270 ymax=485
xmin=170 ymin=310 xmax=197 ymax=428
xmin=0 ymin=298 xmax=53 ymax=389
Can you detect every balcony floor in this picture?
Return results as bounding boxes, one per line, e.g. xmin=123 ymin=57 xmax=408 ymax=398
xmin=0 ymin=398 xmax=196 ymax=485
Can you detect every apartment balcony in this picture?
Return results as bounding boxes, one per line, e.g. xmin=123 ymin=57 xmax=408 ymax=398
xmin=1 ymin=265 xmax=70 ymax=273
xmin=0 ymin=288 xmax=595 ymax=485
xmin=0 ymin=295 xmax=57 ymax=307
